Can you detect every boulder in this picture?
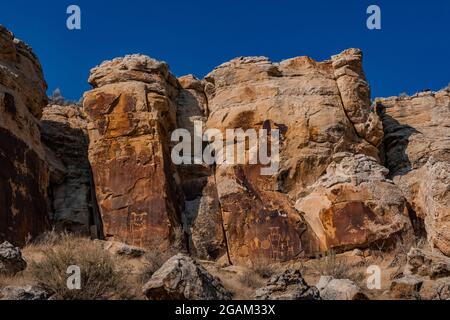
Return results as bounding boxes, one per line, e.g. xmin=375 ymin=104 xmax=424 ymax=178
xmin=419 ymin=277 xmax=450 ymax=300
xmin=0 ymin=25 xmax=50 ymax=246
xmin=405 ymin=247 xmax=450 ymax=279
xmin=142 ymin=253 xmax=232 ymax=300
xmin=390 ymin=275 xmax=423 ymax=299
xmin=254 ymin=269 xmax=320 ymax=300
xmin=377 ymin=90 xmax=450 ymax=255
xmin=316 ymin=276 xmax=368 ymax=300
xmin=295 ymin=153 xmax=412 ymax=252
xmin=0 ymin=285 xmax=49 ymax=300
xmin=98 ymin=240 xmax=146 ymax=258
xmin=83 ymin=55 xmax=184 ymax=250
xmin=0 ymin=241 xmax=27 ymax=276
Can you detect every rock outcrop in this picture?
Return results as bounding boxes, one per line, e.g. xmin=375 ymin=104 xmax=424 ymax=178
xmin=0 ymin=241 xmax=27 ymax=276
xmin=0 ymin=25 xmax=50 ymax=246
xmin=390 ymin=275 xmax=423 ymax=299
xmin=176 ymin=75 xmax=228 ymax=260
xmin=295 ymin=153 xmax=411 ymax=252
xmin=378 ymin=90 xmax=450 ymax=255
xmin=142 ymin=253 xmax=232 ymax=300
xmin=203 ymin=49 xmax=402 ymax=263
xmin=405 ymin=247 xmax=450 ymax=279
xmin=254 ymin=269 xmax=320 ymax=300
xmin=83 ymin=55 xmax=184 ymax=249
xmin=41 ymin=104 xmax=101 ymax=237
xmin=316 ymin=276 xmax=368 ymax=300
xmin=0 ymin=285 xmax=49 ymax=300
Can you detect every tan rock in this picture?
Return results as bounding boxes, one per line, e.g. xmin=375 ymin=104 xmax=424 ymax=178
xmin=142 ymin=253 xmax=232 ymax=300
xmin=176 ymin=75 xmax=227 ymax=260
xmin=295 ymin=153 xmax=412 ymax=252
xmin=316 ymin=276 xmax=368 ymax=300
xmin=83 ymin=55 xmax=184 ymax=250
xmin=390 ymin=275 xmax=423 ymax=299
xmin=378 ymin=90 xmax=450 ymax=255
xmin=198 ymin=49 xmax=410 ymax=264
xmin=0 ymin=25 xmax=50 ymax=246
xmin=405 ymin=247 xmax=450 ymax=279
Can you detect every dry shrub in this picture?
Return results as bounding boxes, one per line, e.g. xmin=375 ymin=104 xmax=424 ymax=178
xmin=251 ymin=256 xmax=277 ymax=279
xmin=28 ymin=234 xmax=130 ymax=300
xmin=238 ymin=270 xmax=265 ymax=289
xmin=139 ymin=247 xmax=178 ymax=284
xmin=312 ymin=250 xmax=363 ymax=282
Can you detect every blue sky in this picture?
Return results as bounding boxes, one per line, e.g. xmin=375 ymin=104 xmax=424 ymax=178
xmin=1 ymin=0 xmax=449 ymax=100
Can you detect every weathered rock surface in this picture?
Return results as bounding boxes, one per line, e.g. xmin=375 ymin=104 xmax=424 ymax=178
xmin=83 ymin=55 xmax=184 ymax=249
xmin=41 ymin=104 xmax=101 ymax=237
xmin=295 ymin=153 xmax=412 ymax=252
xmin=405 ymin=247 xmax=450 ymax=279
xmin=142 ymin=253 xmax=232 ymax=300
xmin=419 ymin=277 xmax=450 ymax=300
xmin=254 ymin=269 xmax=320 ymax=300
xmin=0 ymin=25 xmax=50 ymax=246
xmin=390 ymin=275 xmax=423 ymax=299
xmin=203 ymin=49 xmax=396 ymax=264
xmin=0 ymin=241 xmax=27 ymax=276
xmin=177 ymin=75 xmax=227 ymax=260
xmin=378 ymin=90 xmax=450 ymax=255
xmin=97 ymin=240 xmax=146 ymax=258
xmin=0 ymin=285 xmax=49 ymax=300
xmin=316 ymin=276 xmax=368 ymax=300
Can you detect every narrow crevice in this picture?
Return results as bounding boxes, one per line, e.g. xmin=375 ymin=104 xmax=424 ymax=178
xmin=212 ymin=163 xmax=233 ymax=265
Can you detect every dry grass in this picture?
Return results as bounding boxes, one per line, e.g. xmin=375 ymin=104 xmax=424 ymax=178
xmin=27 ymin=234 xmax=132 ymax=300
xmin=311 ymin=250 xmax=364 ymax=283
xmin=139 ymin=248 xmax=178 ymax=284
xmin=238 ymin=270 xmax=265 ymax=289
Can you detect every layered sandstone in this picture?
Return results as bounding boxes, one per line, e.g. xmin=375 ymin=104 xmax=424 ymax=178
xmin=83 ymin=55 xmax=184 ymax=250
xmin=377 ymin=89 xmax=450 ymax=255
xmin=0 ymin=25 xmax=50 ymax=246
xmin=203 ymin=49 xmax=403 ymax=263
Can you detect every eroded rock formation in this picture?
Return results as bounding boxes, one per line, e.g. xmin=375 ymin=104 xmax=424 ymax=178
xmin=83 ymin=55 xmax=185 ymax=250
xmin=378 ymin=90 xmax=450 ymax=255
xmin=41 ymin=104 xmax=101 ymax=237
xmin=0 ymin=25 xmax=50 ymax=246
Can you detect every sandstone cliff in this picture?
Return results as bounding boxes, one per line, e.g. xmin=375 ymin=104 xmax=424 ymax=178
xmin=0 ymin=26 xmax=50 ymax=246
xmin=377 ymin=90 xmax=450 ymax=256
xmin=1 ymin=23 xmax=449 ymax=271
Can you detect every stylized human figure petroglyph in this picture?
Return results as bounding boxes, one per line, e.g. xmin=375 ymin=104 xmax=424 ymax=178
xmin=129 ymin=211 xmax=148 ymax=247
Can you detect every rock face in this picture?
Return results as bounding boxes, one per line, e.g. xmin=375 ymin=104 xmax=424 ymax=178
xmin=81 ymin=49 xmax=418 ymax=265
xmin=378 ymin=90 xmax=450 ymax=255
xmin=405 ymin=247 xmax=450 ymax=279
xmin=0 ymin=241 xmax=27 ymax=276
xmin=83 ymin=55 xmax=184 ymax=249
xmin=316 ymin=276 xmax=368 ymax=300
xmin=295 ymin=153 xmax=411 ymax=252
xmin=176 ymin=75 xmax=228 ymax=260
xmin=142 ymin=253 xmax=232 ymax=300
xmin=254 ymin=269 xmax=320 ymax=300
xmin=203 ymin=49 xmax=403 ymax=264
xmin=0 ymin=25 xmax=50 ymax=246
xmin=390 ymin=275 xmax=423 ymax=299
xmin=41 ymin=105 xmax=101 ymax=237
